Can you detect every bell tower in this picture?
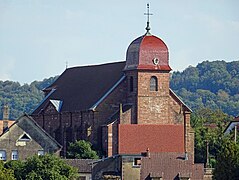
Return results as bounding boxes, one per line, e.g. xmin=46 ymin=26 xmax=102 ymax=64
xmin=124 ymin=4 xmax=172 ymax=124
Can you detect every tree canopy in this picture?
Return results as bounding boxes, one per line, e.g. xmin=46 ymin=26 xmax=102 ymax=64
xmin=213 ymin=139 xmax=239 ymax=179
xmin=67 ymin=140 xmax=99 ymax=159
xmin=191 ymin=108 xmax=233 ymax=167
xmin=0 ymin=77 xmax=58 ymax=119
xmin=171 ymin=60 xmax=239 ymax=117
xmin=4 ymin=154 xmax=78 ymax=180
xmin=0 ymin=161 xmax=15 ymax=180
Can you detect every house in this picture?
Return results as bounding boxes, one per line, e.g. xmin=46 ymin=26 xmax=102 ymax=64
xmin=0 ymin=114 xmax=61 ymax=161
xmin=224 ymin=116 xmax=239 ymax=143
xmin=92 ymin=151 xmax=204 ymax=180
xmin=64 ymin=159 xmax=95 ymax=180
xmin=224 ymin=116 xmax=239 ymax=134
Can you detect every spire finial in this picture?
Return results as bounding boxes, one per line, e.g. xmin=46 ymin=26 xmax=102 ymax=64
xmin=144 ymin=3 xmax=153 ymax=34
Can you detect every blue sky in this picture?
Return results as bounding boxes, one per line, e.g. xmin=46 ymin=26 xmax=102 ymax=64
xmin=0 ymin=0 xmax=239 ymax=84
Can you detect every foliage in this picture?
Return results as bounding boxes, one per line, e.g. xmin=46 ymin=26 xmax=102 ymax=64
xmin=0 ymin=161 xmax=16 ymax=180
xmin=4 ymin=160 xmax=24 ymax=180
xmin=67 ymin=140 xmax=99 ymax=159
xmin=171 ymin=60 xmax=239 ymax=117
xmin=0 ymin=76 xmax=58 ymax=119
xmin=5 ymin=154 xmax=78 ymax=180
xmin=191 ymin=108 xmax=232 ymax=166
xmin=213 ymin=139 xmax=239 ymax=180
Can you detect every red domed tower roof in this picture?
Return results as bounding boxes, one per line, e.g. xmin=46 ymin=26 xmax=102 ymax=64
xmin=124 ymin=3 xmax=171 ymax=71
xmin=124 ymin=34 xmax=171 ymax=71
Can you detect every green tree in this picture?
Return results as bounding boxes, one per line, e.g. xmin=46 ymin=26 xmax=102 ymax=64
xmin=191 ymin=108 xmax=232 ymax=165
xmin=0 ymin=76 xmax=57 ymax=119
xmin=213 ymin=139 xmax=239 ymax=180
xmin=170 ymin=60 xmax=239 ymax=117
xmin=4 ymin=160 xmax=24 ymax=180
xmin=0 ymin=161 xmax=15 ymax=180
xmin=67 ymin=140 xmax=99 ymax=159
xmin=6 ymin=154 xmax=78 ymax=180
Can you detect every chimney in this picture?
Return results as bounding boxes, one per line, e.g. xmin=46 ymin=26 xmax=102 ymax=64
xmin=146 ymin=148 xmax=150 ymax=158
xmin=3 ymin=105 xmax=9 ymax=120
xmin=3 ymin=120 xmax=8 ymax=133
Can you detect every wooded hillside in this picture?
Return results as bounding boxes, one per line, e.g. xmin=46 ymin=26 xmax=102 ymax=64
xmin=170 ymin=60 xmax=239 ymax=117
xmin=0 ymin=60 xmax=238 ymax=119
xmin=0 ymin=77 xmax=58 ymax=119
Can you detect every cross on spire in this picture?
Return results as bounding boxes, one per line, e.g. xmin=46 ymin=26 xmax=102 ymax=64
xmin=144 ymin=3 xmax=153 ymax=34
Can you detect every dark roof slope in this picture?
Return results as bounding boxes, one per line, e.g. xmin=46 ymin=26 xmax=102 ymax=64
xmin=32 ymin=61 xmax=125 ymax=114
xmin=64 ymin=159 xmax=95 ymax=173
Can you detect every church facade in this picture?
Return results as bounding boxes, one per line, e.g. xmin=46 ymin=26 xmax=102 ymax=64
xmin=31 ymin=16 xmax=195 ymax=160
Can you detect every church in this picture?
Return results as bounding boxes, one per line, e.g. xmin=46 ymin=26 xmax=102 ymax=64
xmin=31 ymin=7 xmax=210 ymax=179
xmin=31 ymin=5 xmax=206 ymax=179
xmin=31 ymin=28 xmax=194 ymax=157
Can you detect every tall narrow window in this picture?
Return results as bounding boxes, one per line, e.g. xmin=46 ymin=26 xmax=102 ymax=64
xmin=150 ymin=76 xmax=158 ymax=91
xmin=11 ymin=150 xmax=18 ymax=160
xmin=130 ymin=76 xmax=134 ymax=92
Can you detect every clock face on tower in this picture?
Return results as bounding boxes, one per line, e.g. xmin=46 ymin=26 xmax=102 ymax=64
xmin=153 ymin=58 xmax=159 ymax=65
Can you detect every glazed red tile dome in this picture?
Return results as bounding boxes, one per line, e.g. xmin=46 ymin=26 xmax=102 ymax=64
xmin=124 ymin=34 xmax=171 ymax=71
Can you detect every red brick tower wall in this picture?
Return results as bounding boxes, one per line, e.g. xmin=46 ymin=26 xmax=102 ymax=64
xmin=137 ymin=71 xmax=170 ymax=124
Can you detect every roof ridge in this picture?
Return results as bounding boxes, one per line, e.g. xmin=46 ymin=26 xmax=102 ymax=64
xmin=66 ymin=61 xmax=125 ymax=70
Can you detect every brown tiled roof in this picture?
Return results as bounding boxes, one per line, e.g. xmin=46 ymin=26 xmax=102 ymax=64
xmin=32 ymin=61 xmax=125 ymax=114
xmin=118 ymin=124 xmax=184 ymax=154
xmin=64 ymin=159 xmax=95 ymax=173
xmin=0 ymin=120 xmax=15 ymax=135
xmin=141 ymin=152 xmax=204 ymax=180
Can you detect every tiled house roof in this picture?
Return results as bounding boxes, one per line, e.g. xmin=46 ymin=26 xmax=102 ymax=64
xmin=141 ymin=152 xmax=204 ymax=179
xmin=32 ymin=61 xmax=125 ymax=114
xmin=64 ymin=159 xmax=95 ymax=173
xmin=118 ymin=124 xmax=184 ymax=154
xmin=0 ymin=120 xmax=15 ymax=135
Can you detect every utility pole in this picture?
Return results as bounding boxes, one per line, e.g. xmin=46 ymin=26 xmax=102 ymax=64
xmin=235 ymin=125 xmax=237 ymax=144
xmin=206 ymin=140 xmax=210 ymax=168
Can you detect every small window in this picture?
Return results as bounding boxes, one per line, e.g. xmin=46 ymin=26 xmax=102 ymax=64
xmin=11 ymin=150 xmax=18 ymax=160
xmin=18 ymin=133 xmax=31 ymax=141
xmin=150 ymin=76 xmax=158 ymax=91
xmin=133 ymin=158 xmax=141 ymax=166
xmin=0 ymin=150 xmax=6 ymax=160
xmin=151 ymin=178 xmax=163 ymax=180
xmin=130 ymin=76 xmax=134 ymax=92
xmin=38 ymin=150 xmax=45 ymax=156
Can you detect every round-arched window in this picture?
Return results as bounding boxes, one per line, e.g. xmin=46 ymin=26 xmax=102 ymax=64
xmin=150 ymin=76 xmax=158 ymax=91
